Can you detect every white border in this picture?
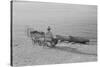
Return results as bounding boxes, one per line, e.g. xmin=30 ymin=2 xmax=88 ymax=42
xmin=0 ymin=0 xmax=99 ymax=67
xmin=14 ymin=0 xmax=99 ymax=5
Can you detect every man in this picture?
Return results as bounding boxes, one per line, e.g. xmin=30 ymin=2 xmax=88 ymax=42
xmin=44 ymin=26 xmax=54 ymax=47
xmin=45 ymin=26 xmax=53 ymax=41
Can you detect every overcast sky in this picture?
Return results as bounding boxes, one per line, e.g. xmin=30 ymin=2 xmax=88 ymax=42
xmin=13 ymin=1 xmax=97 ymax=37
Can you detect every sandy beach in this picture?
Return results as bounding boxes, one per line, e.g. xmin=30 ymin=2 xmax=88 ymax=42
xmin=13 ymin=36 xmax=97 ymax=66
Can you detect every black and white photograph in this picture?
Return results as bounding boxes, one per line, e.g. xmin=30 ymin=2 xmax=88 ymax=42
xmin=11 ymin=1 xmax=97 ymax=66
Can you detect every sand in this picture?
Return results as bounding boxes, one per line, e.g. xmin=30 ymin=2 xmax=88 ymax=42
xmin=13 ymin=37 xmax=97 ymax=66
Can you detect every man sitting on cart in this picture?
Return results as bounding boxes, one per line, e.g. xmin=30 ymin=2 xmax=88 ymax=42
xmin=45 ymin=26 xmax=54 ymax=47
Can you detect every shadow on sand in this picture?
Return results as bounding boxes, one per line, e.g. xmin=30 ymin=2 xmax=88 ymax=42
xmin=51 ymin=46 xmax=97 ymax=56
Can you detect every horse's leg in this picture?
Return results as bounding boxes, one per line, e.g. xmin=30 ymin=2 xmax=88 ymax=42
xmin=41 ymin=39 xmax=45 ymax=46
xmin=31 ymin=39 xmax=34 ymax=46
xmin=33 ymin=39 xmax=37 ymax=45
xmin=38 ymin=40 xmax=42 ymax=46
xmin=45 ymin=41 xmax=55 ymax=48
xmin=39 ymin=38 xmax=44 ymax=46
xmin=31 ymin=37 xmax=36 ymax=46
xmin=34 ymin=39 xmax=37 ymax=45
xmin=36 ymin=39 xmax=39 ymax=46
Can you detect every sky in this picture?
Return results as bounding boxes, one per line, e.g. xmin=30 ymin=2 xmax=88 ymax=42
xmin=13 ymin=1 xmax=97 ymax=38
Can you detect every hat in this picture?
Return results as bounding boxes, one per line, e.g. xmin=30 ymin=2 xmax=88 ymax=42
xmin=47 ymin=26 xmax=51 ymax=31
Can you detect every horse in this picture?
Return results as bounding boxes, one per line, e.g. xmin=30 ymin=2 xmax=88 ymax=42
xmin=30 ymin=31 xmax=45 ymax=46
xmin=30 ymin=31 xmax=62 ymax=47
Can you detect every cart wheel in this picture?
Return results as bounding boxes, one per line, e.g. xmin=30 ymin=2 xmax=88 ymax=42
xmin=46 ymin=42 xmax=56 ymax=48
xmin=46 ymin=42 xmax=52 ymax=47
xmin=38 ymin=41 xmax=42 ymax=46
xmin=51 ymin=42 xmax=56 ymax=47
